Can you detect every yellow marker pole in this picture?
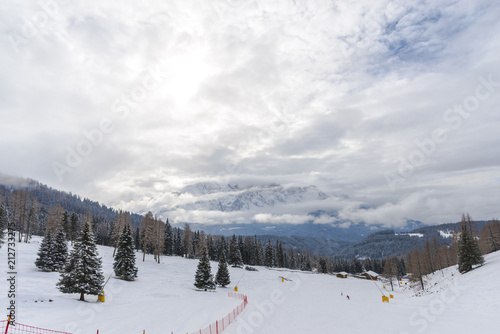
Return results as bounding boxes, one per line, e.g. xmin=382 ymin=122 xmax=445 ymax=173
xmin=5 ymin=315 xmax=12 ymax=334
xmin=98 ymin=291 xmax=105 ymax=302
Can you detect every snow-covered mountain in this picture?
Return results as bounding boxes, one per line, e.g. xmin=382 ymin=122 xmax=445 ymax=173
xmin=154 ymin=182 xmax=428 ymax=241
xmin=175 ymin=183 xmax=329 ymax=212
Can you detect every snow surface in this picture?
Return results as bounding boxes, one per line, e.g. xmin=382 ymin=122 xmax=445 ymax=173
xmin=396 ymin=233 xmax=424 ymax=238
xmin=439 ymin=230 xmax=454 ymax=238
xmin=2 ymin=237 xmax=500 ymax=334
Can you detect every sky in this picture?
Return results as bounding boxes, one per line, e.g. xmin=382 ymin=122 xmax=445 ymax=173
xmin=0 ymin=0 xmax=499 ymax=227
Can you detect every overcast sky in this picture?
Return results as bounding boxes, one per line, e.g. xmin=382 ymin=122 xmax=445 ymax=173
xmin=1 ymin=0 xmax=499 ymax=227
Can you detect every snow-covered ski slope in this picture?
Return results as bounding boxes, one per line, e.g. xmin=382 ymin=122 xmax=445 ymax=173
xmin=1 ymin=237 xmax=499 ymax=334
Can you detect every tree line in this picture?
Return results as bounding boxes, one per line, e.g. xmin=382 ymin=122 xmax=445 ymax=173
xmin=138 ymin=212 xmax=392 ymax=275
xmin=0 ymin=182 xmax=142 ymax=245
xmin=1 ymin=186 xmax=499 ymax=293
xmin=404 ymin=213 xmax=496 ymax=290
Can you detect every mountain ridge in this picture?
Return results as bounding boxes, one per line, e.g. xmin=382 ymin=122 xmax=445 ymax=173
xmin=173 ymin=183 xmax=329 ymax=212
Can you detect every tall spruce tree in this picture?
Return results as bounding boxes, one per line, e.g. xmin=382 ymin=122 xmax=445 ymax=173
xmin=458 ymin=215 xmax=484 ymax=274
xmin=53 ymin=229 xmax=68 ymax=271
xmin=174 ymin=228 xmax=184 ymax=256
xmin=264 ymin=240 xmax=274 ymax=267
xmin=135 ymin=227 xmax=141 ymax=251
xmin=215 ymin=250 xmax=231 ymax=287
xmin=318 ymin=257 xmax=328 ymax=273
xmin=69 ymin=212 xmax=79 ymax=242
xmin=35 ymin=232 xmax=54 ymax=271
xmin=113 ymin=224 xmax=138 ymax=281
xmin=164 ymin=220 xmax=173 ymax=256
xmin=194 ymin=247 xmax=215 ymax=291
xmin=57 ymin=221 xmax=105 ymax=301
xmin=228 ymin=234 xmax=243 ymax=267
xmin=276 ymin=241 xmax=285 ymax=268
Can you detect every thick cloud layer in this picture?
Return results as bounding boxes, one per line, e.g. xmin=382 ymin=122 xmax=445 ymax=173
xmin=1 ymin=0 xmax=499 ymax=226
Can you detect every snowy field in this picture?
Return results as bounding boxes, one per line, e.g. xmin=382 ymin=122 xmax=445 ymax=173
xmin=1 ymin=236 xmax=499 ymax=334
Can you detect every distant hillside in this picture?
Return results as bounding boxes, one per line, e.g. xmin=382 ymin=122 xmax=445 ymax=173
xmin=255 ymin=235 xmax=352 ymax=258
xmin=412 ymin=221 xmax=490 ymax=235
xmin=336 ymin=230 xmax=429 ymax=258
xmin=337 ymin=221 xmax=492 ymax=259
xmin=246 ymin=221 xmax=494 ymax=260
xmin=189 ymin=221 xmax=377 ymax=242
xmin=0 ymin=173 xmax=143 ymax=227
xmin=191 ymin=222 xmax=461 ymax=259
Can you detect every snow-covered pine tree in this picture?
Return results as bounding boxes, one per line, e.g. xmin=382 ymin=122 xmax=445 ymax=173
xmin=228 ymin=234 xmax=243 ymax=267
xmin=57 ymin=245 xmax=79 ymax=292
xmin=35 ymin=232 xmax=54 ymax=271
xmin=113 ymin=224 xmax=138 ymax=281
xmin=52 ymin=229 xmax=68 ymax=271
xmin=57 ymin=221 xmax=105 ymax=301
xmin=458 ymin=214 xmax=484 ymax=274
xmin=215 ymin=250 xmax=231 ymax=287
xmin=194 ymin=247 xmax=215 ymax=291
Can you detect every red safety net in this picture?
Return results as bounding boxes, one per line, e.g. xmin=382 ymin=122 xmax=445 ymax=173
xmin=0 ymin=321 xmax=72 ymax=334
xmin=1 ymin=293 xmax=248 ymax=334
xmin=188 ymin=292 xmax=248 ymax=334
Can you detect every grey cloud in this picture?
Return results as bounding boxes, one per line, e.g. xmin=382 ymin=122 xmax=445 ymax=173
xmin=1 ymin=0 xmax=499 ymax=227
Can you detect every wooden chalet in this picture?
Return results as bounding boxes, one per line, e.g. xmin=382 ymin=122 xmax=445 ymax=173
xmin=360 ymin=271 xmax=379 ymax=281
xmin=336 ymin=272 xmax=348 ymax=279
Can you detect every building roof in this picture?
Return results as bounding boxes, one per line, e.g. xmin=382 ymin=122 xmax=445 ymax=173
xmin=363 ymin=271 xmax=379 ymax=277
